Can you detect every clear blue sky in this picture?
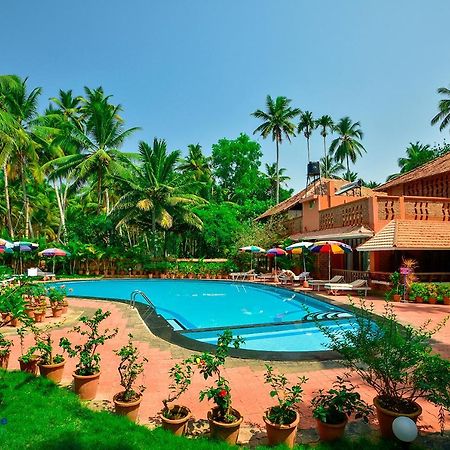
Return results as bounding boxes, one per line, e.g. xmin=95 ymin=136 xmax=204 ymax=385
xmin=2 ymin=0 xmax=450 ymax=192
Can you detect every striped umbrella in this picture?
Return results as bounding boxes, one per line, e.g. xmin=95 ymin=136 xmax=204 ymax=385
xmin=239 ymin=246 xmax=266 ymax=270
xmin=0 ymin=239 xmax=14 ymax=255
xmin=266 ymin=247 xmax=287 ymax=274
xmin=309 ymin=240 xmax=353 ymax=279
xmin=13 ymin=241 xmax=39 ymax=274
xmin=38 ymin=248 xmax=71 ymax=273
xmin=285 ymin=242 xmax=313 ymax=273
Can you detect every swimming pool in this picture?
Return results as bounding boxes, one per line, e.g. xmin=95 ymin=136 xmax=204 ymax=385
xmin=60 ymin=279 xmax=356 ymax=356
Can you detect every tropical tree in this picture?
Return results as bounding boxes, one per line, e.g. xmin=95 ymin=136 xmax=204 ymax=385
xmin=319 ymin=156 xmax=344 ymax=179
xmin=252 ymin=96 xmax=300 ymax=204
xmin=330 ymin=117 xmax=366 ymax=173
xmin=264 ymin=163 xmax=290 ymax=202
xmin=431 ymin=85 xmax=450 ymax=133
xmin=298 ymin=111 xmax=315 ymax=163
xmin=315 ymin=115 xmax=334 ymax=176
xmin=46 ymin=87 xmax=139 ymax=213
xmin=341 ymin=170 xmax=359 ymax=182
xmin=362 ymin=180 xmax=380 ymax=189
xmin=111 ymin=138 xmax=206 ymax=255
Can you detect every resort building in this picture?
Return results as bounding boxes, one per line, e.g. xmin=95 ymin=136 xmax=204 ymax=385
xmin=257 ymin=153 xmax=450 ymax=282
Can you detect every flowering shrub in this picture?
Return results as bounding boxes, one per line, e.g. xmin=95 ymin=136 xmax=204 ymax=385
xmin=193 ymin=330 xmax=244 ymax=423
xmin=46 ymin=285 xmax=69 ymax=305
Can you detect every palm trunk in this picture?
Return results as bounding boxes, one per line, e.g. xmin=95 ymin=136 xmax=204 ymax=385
xmin=97 ymin=168 xmax=102 ymax=213
xmin=275 ymin=139 xmax=280 ymax=204
xmin=3 ymin=162 xmax=14 ymax=238
xmin=20 ymin=161 xmax=30 ymax=239
xmin=307 ymin=137 xmax=311 ymax=163
xmin=323 ymin=135 xmax=327 ymax=177
xmin=53 ymin=180 xmax=67 ymax=244
xmin=346 ymin=154 xmax=350 ymax=174
xmin=105 ymin=189 xmax=110 ymax=215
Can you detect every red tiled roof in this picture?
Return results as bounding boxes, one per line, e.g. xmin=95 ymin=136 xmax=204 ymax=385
xmin=357 ymin=219 xmax=450 ymax=251
xmin=375 ymin=152 xmax=450 ymax=191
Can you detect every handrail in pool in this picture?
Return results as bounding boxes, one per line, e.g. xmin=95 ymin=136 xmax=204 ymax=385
xmin=130 ymin=290 xmax=157 ymax=320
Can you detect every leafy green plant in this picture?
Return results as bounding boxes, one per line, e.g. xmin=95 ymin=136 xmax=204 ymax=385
xmin=311 ymin=376 xmax=372 ymax=424
xmin=34 ymin=323 xmax=65 ymax=365
xmin=46 ymin=285 xmax=68 ymax=305
xmin=194 ymin=330 xmax=244 ymax=423
xmin=409 ymin=282 xmax=427 ymax=300
xmin=17 ymin=323 xmax=40 ymax=364
xmin=0 ymin=286 xmax=28 ymax=325
xmin=263 ymin=364 xmax=308 ymax=425
xmin=424 ymin=283 xmax=439 ymax=301
xmin=60 ymin=309 xmax=118 ymax=376
xmin=162 ymin=360 xmax=194 ymax=419
xmin=0 ymin=331 xmax=12 ymax=356
xmin=317 ymin=299 xmax=450 ymax=433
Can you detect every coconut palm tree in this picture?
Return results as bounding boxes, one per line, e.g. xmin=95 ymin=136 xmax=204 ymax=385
xmin=341 ymin=170 xmax=359 ymax=182
xmin=387 ymin=142 xmax=436 ymax=180
xmin=252 ymin=96 xmax=300 ymax=204
xmin=111 ymin=138 xmax=206 ymax=241
xmin=298 ymin=111 xmax=316 ymax=163
xmin=316 ymin=115 xmax=334 ymax=175
xmin=319 ymin=156 xmax=344 ymax=179
xmin=330 ymin=117 xmax=366 ymax=173
xmin=47 ymin=87 xmax=139 ymax=213
xmin=264 ymin=162 xmax=290 ymax=202
xmin=431 ymin=85 xmax=450 ymax=132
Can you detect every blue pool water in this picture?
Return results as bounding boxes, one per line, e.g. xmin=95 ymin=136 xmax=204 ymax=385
xmin=60 ymin=279 xmax=356 ymax=353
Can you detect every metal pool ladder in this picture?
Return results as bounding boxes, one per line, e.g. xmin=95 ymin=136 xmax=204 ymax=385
xmin=130 ymin=290 xmax=156 ymax=320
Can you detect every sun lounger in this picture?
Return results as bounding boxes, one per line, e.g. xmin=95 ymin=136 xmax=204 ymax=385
xmin=278 ymin=271 xmax=311 ymax=284
xmin=309 ymin=275 xmax=344 ymax=291
xmin=324 ymin=279 xmax=371 ymax=296
xmin=230 ymin=269 xmax=255 ymax=281
xmin=27 ymin=267 xmax=56 ymax=280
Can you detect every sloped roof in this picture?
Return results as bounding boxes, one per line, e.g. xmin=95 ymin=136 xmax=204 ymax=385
xmin=290 ymin=225 xmax=374 ymax=241
xmin=257 ymin=178 xmax=376 ymax=220
xmin=357 ymin=219 xmax=450 ymax=251
xmin=375 ymin=151 xmax=450 ymax=191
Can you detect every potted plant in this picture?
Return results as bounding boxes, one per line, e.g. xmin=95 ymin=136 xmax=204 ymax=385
xmin=311 ymin=376 xmax=372 ymax=442
xmin=35 ymin=324 xmax=66 ymax=383
xmin=0 ymin=332 xmax=13 ymax=369
xmin=17 ymin=324 xmax=40 ymax=375
xmin=318 ymin=299 xmax=450 ymax=437
xmin=438 ymin=284 xmax=450 ymax=305
xmin=160 ymin=360 xmax=194 ymax=435
xmin=388 ymin=271 xmax=403 ymax=302
xmin=194 ymin=330 xmax=244 ymax=445
xmin=263 ymin=364 xmax=308 ymax=448
xmin=425 ymin=283 xmax=438 ymax=304
xmin=47 ymin=285 xmax=67 ymax=317
xmin=33 ymin=307 xmax=46 ymax=323
xmin=113 ymin=334 xmax=148 ymax=422
xmin=60 ymin=309 xmax=118 ymax=400
xmin=409 ymin=283 xmax=426 ymax=303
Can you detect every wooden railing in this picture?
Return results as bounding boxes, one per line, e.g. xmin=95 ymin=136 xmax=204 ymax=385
xmin=319 ymin=197 xmax=371 ymax=229
xmin=332 ymin=269 xmax=450 ymax=283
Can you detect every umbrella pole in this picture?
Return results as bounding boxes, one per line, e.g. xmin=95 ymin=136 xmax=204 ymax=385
xmin=250 ymin=254 xmax=253 ymax=271
xmin=53 ymin=257 xmax=56 ymax=274
xmin=328 ymin=251 xmax=331 ymax=280
xmin=302 ymin=254 xmax=306 ymax=273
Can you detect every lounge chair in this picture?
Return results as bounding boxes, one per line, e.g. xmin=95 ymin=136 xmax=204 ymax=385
xmin=278 ymin=270 xmax=310 ymax=284
xmin=27 ymin=267 xmax=56 ymax=281
xmin=324 ymin=279 xmax=371 ymax=296
xmin=309 ymin=275 xmax=344 ymax=291
xmin=230 ymin=269 xmax=255 ymax=281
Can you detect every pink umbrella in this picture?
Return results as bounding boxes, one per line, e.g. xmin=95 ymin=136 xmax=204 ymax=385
xmin=266 ymin=247 xmax=287 ymax=274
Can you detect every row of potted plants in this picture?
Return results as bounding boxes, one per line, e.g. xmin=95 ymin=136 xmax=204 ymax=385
xmin=408 ymin=282 xmax=450 ymax=304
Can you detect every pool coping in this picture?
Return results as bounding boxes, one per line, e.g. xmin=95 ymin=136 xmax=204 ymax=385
xmin=63 ymin=280 xmax=361 ymax=362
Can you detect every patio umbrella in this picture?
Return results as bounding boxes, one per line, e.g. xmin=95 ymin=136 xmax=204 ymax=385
xmin=39 ymin=248 xmax=72 ymax=273
xmin=309 ymin=240 xmax=352 ymax=280
xmin=0 ymin=247 xmax=14 ymax=255
xmin=13 ymin=241 xmax=39 ymax=274
xmin=285 ymin=242 xmax=313 ymax=273
xmin=0 ymin=239 xmax=14 ymax=255
xmin=266 ymin=247 xmax=287 ymax=275
xmin=239 ymin=245 xmax=266 ymax=270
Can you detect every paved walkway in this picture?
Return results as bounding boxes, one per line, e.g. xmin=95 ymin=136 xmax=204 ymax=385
xmin=3 ymin=289 xmax=450 ymax=446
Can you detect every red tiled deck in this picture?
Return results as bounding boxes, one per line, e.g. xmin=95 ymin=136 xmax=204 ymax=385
xmin=4 ymin=293 xmax=450 ymax=437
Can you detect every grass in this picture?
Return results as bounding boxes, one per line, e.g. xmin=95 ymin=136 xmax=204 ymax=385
xmin=0 ymin=370 xmax=422 ymax=450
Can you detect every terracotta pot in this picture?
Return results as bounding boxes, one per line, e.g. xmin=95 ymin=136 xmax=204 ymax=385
xmin=302 ymin=280 xmax=310 ymax=288
xmin=52 ymin=307 xmax=63 ymax=318
xmin=316 ymin=417 xmax=348 ymax=442
xmin=428 ymin=297 xmax=437 ymax=304
xmin=392 ymin=294 xmax=402 ymax=302
xmin=19 ymin=357 xmax=40 ymax=375
xmin=1 ymin=312 xmax=12 ymax=323
xmin=161 ymin=405 xmax=191 ymax=436
xmin=373 ymin=396 xmax=422 ymax=439
xmin=263 ymin=409 xmax=299 ymax=448
xmin=415 ymin=297 xmax=423 ymax=303
xmin=113 ymin=392 xmax=142 ymax=422
xmin=34 ymin=311 xmax=45 ymax=323
xmin=61 ymin=304 xmax=68 ymax=314
xmin=0 ymin=352 xmax=10 ymax=369
xmin=444 ymin=297 xmax=450 ymax=305
xmin=38 ymin=360 xmax=65 ymax=383
xmin=24 ymin=308 xmax=35 ymax=319
xmin=10 ymin=317 xmax=20 ymax=327
xmin=207 ymin=407 xmax=243 ymax=445
xmin=73 ymin=371 xmax=101 ymax=400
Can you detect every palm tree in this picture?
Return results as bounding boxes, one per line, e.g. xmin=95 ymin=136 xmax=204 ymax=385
xmin=179 ymin=144 xmax=213 ymax=197
xmin=47 ymin=87 xmax=139 ymax=213
xmin=431 ymin=85 xmax=450 ymax=132
xmin=341 ymin=170 xmax=359 ymax=182
xmin=330 ymin=117 xmax=366 ymax=173
xmin=111 ymin=139 xmax=206 ymax=255
xmin=264 ymin=163 xmax=290 ymax=202
xmin=298 ymin=111 xmax=315 ymax=163
xmin=387 ymin=142 xmax=436 ymax=180
xmin=0 ymin=75 xmax=42 ymax=238
xmin=319 ymin=156 xmax=344 ymax=179
xmin=252 ymin=96 xmax=300 ymax=204
xmin=316 ymin=115 xmax=334 ymax=175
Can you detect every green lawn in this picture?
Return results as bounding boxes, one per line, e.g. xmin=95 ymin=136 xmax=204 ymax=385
xmin=0 ymin=370 xmax=419 ymax=450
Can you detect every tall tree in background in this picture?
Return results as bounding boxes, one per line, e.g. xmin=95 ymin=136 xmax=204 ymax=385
xmin=252 ymin=96 xmax=300 ymax=204
xmin=330 ymin=117 xmax=365 ymax=173
xmin=316 ymin=115 xmax=334 ymax=176
xmin=319 ymin=155 xmax=344 ymax=179
xmin=179 ymin=144 xmax=212 ymax=198
xmin=298 ymin=111 xmax=315 ymax=163
xmin=48 ymin=87 xmax=139 ymax=213
xmin=264 ymin=163 xmax=290 ymax=202
xmin=431 ymin=85 xmax=450 ymax=132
